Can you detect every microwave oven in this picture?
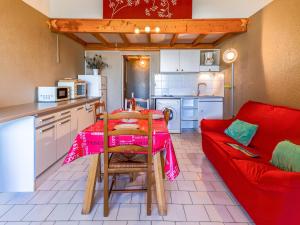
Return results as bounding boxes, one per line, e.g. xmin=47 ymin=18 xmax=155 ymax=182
xmin=57 ymin=79 xmax=87 ymax=99
xmin=38 ymin=87 xmax=70 ymax=102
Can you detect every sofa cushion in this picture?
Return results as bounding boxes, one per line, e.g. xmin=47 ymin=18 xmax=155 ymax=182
xmin=271 ymin=140 xmax=300 ymax=172
xmin=232 ymin=159 xmax=278 ymax=184
xmin=225 ymin=119 xmax=258 ymax=146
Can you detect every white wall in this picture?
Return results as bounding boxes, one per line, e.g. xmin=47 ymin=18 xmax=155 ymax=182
xmin=193 ymin=0 xmax=273 ymax=18
xmin=23 ymin=0 xmax=273 ymax=18
xmin=85 ymin=51 xmax=160 ymax=112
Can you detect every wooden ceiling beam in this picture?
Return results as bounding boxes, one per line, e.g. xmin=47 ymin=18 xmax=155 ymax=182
xmin=64 ymin=33 xmax=87 ymax=46
xmin=85 ymin=43 xmax=214 ymax=51
xmin=170 ymin=34 xmax=178 ymax=46
xmin=91 ymin=33 xmax=109 ymax=45
xmin=119 ymin=33 xmax=130 ymax=45
xmin=48 ymin=19 xmax=248 ymax=34
xmin=192 ymin=34 xmax=207 ymax=46
xmin=213 ymin=33 xmax=234 ymax=46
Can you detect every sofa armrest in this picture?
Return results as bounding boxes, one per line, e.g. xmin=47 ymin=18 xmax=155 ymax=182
xmin=259 ymin=170 xmax=300 ymax=190
xmin=201 ymin=119 xmax=234 ymax=133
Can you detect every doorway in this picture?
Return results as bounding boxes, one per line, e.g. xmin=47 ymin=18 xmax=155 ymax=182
xmin=123 ymin=55 xmax=150 ymax=108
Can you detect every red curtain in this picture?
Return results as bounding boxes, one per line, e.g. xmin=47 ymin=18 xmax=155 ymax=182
xmin=103 ymin=0 xmax=192 ymax=19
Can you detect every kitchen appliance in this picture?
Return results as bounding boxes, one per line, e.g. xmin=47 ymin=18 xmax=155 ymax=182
xmin=155 ymin=98 xmax=181 ymax=133
xmin=57 ymin=78 xmax=87 ymax=99
xmin=78 ymin=75 xmax=107 ymax=104
xmin=37 ymin=86 xmax=69 ymax=102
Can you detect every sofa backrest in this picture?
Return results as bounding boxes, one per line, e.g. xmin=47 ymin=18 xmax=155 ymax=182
xmin=236 ymin=101 xmax=300 ymax=157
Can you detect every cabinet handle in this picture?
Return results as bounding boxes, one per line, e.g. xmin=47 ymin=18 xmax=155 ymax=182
xmin=181 ymin=69 xmax=184 ymax=72
xmin=176 ymin=69 xmax=179 ymax=71
xmin=59 ymin=120 xmax=70 ymax=125
xmin=76 ymin=107 xmax=84 ymax=111
xmin=88 ymin=109 xmax=93 ymax=113
xmin=39 ymin=125 xmax=55 ymax=134
xmin=61 ymin=111 xmax=70 ymax=116
xmin=39 ymin=116 xmax=55 ymax=123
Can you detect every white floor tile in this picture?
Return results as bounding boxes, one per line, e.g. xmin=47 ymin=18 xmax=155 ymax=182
xmin=131 ymin=193 xmax=146 ymax=204
xmin=208 ymin=192 xmax=233 ymax=205
xmin=6 ymin=222 xmax=31 ymax=225
xmin=54 ymin=222 xmax=79 ymax=225
xmin=189 ymin=192 xmax=212 ymax=204
xmin=193 ymin=181 xmax=215 ymax=191
xmin=0 ymin=205 xmax=13 ymax=217
xmin=127 ymin=221 xmax=151 ymax=225
xmin=164 ymin=181 xmax=178 ymax=191
xmin=111 ymin=193 xmax=132 ymax=203
xmin=70 ymin=204 xmax=97 ymax=221
xmin=47 ymin=204 xmax=77 ymax=221
xmin=53 ymin=172 xmax=75 ymax=181
xmin=200 ymin=222 xmax=224 ymax=225
xmin=23 ymin=205 xmax=56 ymax=221
xmin=184 ymin=205 xmax=209 ymax=222
xmin=52 ymin=181 xmax=75 ymax=191
xmin=176 ymin=222 xmax=199 ymax=225
xmin=93 ymin=204 xmax=119 ymax=221
xmin=50 ymin=191 xmax=76 ymax=204
xmin=139 ymin=204 xmax=163 ymax=221
xmin=38 ymin=181 xmax=58 ymax=191
xmin=205 ymin=205 xmax=234 ymax=222
xmin=0 ymin=193 xmax=14 ymax=204
xmin=79 ymin=221 xmax=103 ymax=225
xmin=28 ymin=191 xmax=57 ymax=204
xmin=177 ymin=181 xmax=196 ymax=191
xmin=70 ymin=191 xmax=85 ymax=204
xmin=182 ymin=172 xmax=200 ymax=181
xmin=226 ymin=206 xmax=250 ymax=223
xmin=102 ymin=222 xmax=126 ymax=225
xmin=7 ymin=193 xmax=36 ymax=205
xmin=170 ymin=191 xmax=192 ymax=204
xmin=0 ymin=205 xmax=34 ymax=221
xmin=30 ymin=222 xmax=54 ymax=225
xmin=117 ymin=203 xmax=140 ymax=220
xmin=163 ymin=204 xmax=186 ymax=222
xmin=152 ymin=222 xmax=175 ymax=225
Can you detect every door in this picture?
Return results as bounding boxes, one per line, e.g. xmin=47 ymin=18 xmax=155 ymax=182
xmin=160 ymin=50 xmax=180 ymax=72
xmin=35 ymin=124 xmax=56 ymax=176
xmin=180 ymin=50 xmax=200 ymax=72
xmin=56 ymin=118 xmax=71 ymax=160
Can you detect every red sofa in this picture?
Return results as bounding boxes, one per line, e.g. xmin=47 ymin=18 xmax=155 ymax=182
xmin=201 ymin=101 xmax=300 ymax=225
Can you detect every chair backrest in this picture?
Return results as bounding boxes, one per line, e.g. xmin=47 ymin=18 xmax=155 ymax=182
xmin=124 ymin=98 xmax=150 ymax=110
xmin=94 ymin=101 xmax=106 ymax=121
xmin=103 ymin=112 xmax=153 ymax=156
xmin=163 ymin=108 xmax=171 ymax=125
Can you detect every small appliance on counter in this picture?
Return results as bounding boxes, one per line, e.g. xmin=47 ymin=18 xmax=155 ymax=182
xmin=58 ymin=78 xmax=87 ymax=99
xmin=37 ymin=86 xmax=70 ymax=102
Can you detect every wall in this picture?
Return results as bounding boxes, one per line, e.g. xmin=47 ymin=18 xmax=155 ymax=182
xmin=219 ymin=0 xmax=300 ymax=118
xmin=85 ymin=51 xmax=160 ymax=112
xmin=0 ymin=0 xmax=84 ymax=108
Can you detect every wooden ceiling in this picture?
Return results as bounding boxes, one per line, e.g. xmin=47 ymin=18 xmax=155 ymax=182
xmin=48 ymin=19 xmax=248 ymax=50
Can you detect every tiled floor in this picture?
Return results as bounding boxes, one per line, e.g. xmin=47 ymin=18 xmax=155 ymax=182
xmin=0 ymin=133 xmax=254 ymax=225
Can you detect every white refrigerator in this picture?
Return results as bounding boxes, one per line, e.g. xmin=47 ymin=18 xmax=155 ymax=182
xmin=78 ymin=75 xmax=107 ymax=104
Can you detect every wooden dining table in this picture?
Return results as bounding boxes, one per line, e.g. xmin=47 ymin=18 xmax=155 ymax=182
xmin=63 ymin=110 xmax=180 ymax=216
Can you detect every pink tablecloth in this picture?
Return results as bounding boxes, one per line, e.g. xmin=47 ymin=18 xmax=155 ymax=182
xmin=64 ymin=110 xmax=180 ymax=181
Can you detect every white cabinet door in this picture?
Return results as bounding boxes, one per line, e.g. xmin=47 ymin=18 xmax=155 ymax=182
xmin=56 ymin=118 xmax=71 ymax=160
xmin=160 ymin=50 xmax=180 ymax=72
xmin=35 ymin=124 xmax=56 ymax=176
xmin=198 ymin=101 xmax=223 ymax=122
xmin=180 ymin=50 xmax=200 ymax=72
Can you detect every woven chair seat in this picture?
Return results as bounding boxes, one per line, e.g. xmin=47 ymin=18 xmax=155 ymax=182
xmin=109 ymin=153 xmax=147 ymax=168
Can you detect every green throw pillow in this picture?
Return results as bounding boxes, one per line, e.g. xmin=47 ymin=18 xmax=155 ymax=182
xmin=225 ymin=119 xmax=258 ymax=146
xmin=270 ymin=140 xmax=300 ymax=172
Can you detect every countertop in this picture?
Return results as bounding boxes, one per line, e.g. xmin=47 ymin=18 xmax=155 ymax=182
xmin=0 ymin=97 xmax=99 ymax=124
xmin=151 ymin=95 xmax=224 ymax=99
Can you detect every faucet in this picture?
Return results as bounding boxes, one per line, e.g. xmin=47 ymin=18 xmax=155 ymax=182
xmin=197 ymin=82 xmax=207 ymax=96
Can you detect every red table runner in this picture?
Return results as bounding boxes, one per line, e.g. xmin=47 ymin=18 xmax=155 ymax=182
xmin=64 ymin=110 xmax=180 ymax=181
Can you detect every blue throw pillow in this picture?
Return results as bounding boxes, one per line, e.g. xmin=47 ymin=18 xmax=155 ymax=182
xmin=225 ymin=119 xmax=258 ymax=146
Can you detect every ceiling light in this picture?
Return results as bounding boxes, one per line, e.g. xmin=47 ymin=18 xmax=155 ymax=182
xmin=223 ymin=48 xmax=238 ymax=64
xmin=155 ymin=27 xmax=160 ymax=33
xmin=145 ymin=26 xmax=151 ymax=33
xmin=134 ymin=27 xmax=140 ymax=34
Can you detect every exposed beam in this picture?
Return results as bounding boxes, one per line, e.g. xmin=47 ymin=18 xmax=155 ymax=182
xmin=48 ymin=19 xmax=248 ymax=34
xmin=213 ymin=33 xmax=234 ymax=46
xmin=119 ymin=33 xmax=130 ymax=45
xmin=192 ymin=34 xmax=207 ymax=46
xmin=170 ymin=34 xmax=178 ymax=46
xmin=64 ymin=33 xmax=86 ymax=46
xmin=147 ymin=34 xmax=151 ymax=43
xmin=91 ymin=33 xmax=109 ymax=45
xmin=85 ymin=43 xmax=214 ymax=51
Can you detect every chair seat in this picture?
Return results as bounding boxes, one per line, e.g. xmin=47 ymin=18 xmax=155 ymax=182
xmin=109 ymin=153 xmax=148 ymax=168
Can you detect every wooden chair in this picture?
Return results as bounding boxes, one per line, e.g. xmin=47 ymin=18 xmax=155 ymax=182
xmin=103 ymin=112 xmax=153 ymax=216
xmin=94 ymin=101 xmax=106 ymax=183
xmin=124 ymin=98 xmax=150 ymax=110
xmin=94 ymin=101 xmax=106 ymax=121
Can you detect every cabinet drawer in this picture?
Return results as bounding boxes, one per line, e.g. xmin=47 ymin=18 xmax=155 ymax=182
xmin=56 ymin=117 xmax=71 ymax=160
xmin=57 ymin=109 xmax=71 ymax=120
xmin=35 ymin=113 xmax=57 ymax=127
xmin=35 ymin=123 xmax=57 ymax=176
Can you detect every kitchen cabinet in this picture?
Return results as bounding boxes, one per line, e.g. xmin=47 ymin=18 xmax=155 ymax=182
xmin=35 ymin=122 xmax=57 ymax=176
xmin=160 ymin=50 xmax=200 ymax=73
xmin=56 ymin=117 xmax=71 ymax=160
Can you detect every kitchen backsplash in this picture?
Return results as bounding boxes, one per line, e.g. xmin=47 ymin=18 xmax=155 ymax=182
xmin=154 ymin=73 xmax=224 ymax=96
